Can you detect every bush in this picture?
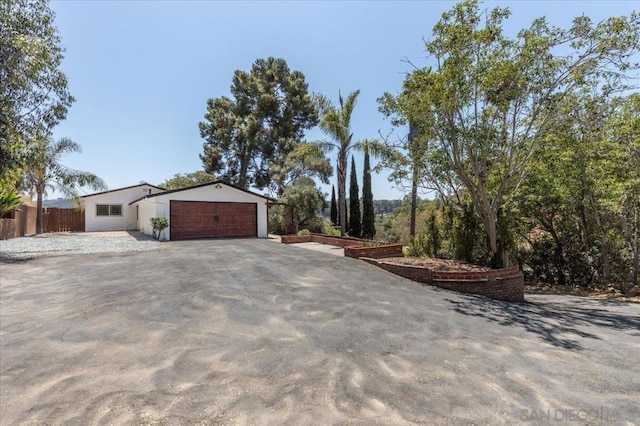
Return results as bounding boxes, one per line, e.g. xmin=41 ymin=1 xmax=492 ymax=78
xmin=406 ymin=233 xmax=430 ymax=257
xmin=150 ymin=217 xmax=168 ymax=240
xmin=297 ymin=229 xmax=311 ymax=236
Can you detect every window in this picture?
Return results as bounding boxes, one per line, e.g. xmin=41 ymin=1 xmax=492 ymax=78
xmin=96 ymin=204 xmax=122 ymax=216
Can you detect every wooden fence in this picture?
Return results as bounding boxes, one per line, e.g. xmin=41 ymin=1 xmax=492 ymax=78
xmin=0 ymin=204 xmax=37 ymax=239
xmin=42 ymin=208 xmax=85 ymax=232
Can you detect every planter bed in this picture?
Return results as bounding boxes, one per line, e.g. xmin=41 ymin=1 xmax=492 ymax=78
xmin=362 ymin=257 xmax=524 ymax=302
xmin=280 ymin=233 xmax=363 ymax=247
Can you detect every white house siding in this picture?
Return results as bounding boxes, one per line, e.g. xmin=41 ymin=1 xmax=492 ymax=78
xmin=132 ymin=184 xmax=269 ymax=240
xmin=83 ymin=185 xmax=164 ymax=232
xmin=136 ymin=199 xmax=170 ymax=239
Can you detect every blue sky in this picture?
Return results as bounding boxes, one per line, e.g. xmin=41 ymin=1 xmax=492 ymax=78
xmin=49 ymin=0 xmax=638 ymax=200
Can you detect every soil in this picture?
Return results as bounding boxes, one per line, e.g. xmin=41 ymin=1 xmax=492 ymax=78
xmin=525 ymin=282 xmax=640 ymax=303
xmin=386 ymin=256 xmax=640 ymax=303
xmin=382 ymin=256 xmax=492 ymax=272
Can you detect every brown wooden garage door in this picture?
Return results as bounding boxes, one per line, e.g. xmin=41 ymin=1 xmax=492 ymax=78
xmin=170 ymin=201 xmax=257 ymax=240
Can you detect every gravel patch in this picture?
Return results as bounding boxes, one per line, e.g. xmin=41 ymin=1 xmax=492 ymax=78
xmin=0 ymin=232 xmax=161 ymax=261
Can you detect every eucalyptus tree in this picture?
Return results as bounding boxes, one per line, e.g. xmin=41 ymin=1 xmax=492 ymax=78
xmin=401 ymin=0 xmax=640 ymax=267
xmin=199 ymin=57 xmax=318 ymax=190
xmin=1 ymin=0 xmax=74 ymax=183
xmin=22 ymin=134 xmax=106 ymax=233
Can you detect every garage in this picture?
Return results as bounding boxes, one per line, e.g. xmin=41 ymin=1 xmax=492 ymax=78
xmin=170 ymin=201 xmax=257 ymax=240
xmin=130 ymin=181 xmax=272 ymax=241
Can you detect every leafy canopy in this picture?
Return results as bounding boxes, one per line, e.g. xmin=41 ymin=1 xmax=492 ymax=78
xmin=199 ymin=57 xmax=318 ymax=190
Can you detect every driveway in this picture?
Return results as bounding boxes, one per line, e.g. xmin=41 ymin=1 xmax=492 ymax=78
xmin=1 ymin=239 xmax=638 ymax=424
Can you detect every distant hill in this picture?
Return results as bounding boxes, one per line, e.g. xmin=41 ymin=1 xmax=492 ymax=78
xmin=42 ymin=198 xmax=72 ymax=208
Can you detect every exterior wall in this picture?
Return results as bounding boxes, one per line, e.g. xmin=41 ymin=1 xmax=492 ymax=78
xmin=134 ymin=184 xmax=269 ymax=240
xmin=136 ymin=200 xmax=164 ymax=238
xmin=83 ymin=185 xmax=164 ymax=232
xmin=0 ymin=204 xmax=37 ymax=239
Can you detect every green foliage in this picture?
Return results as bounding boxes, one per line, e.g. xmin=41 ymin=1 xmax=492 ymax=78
xmin=406 ymin=234 xmax=430 ymax=257
xmin=297 ymin=229 xmax=311 ymax=236
xmin=330 ymin=185 xmax=338 ymax=225
xmin=315 ymin=89 xmax=362 ymax=236
xmin=150 ymin=217 xmax=168 ymax=240
xmin=348 ymin=156 xmax=361 ymax=238
xmin=1 ymin=0 xmax=74 ymax=181
xmin=269 ymin=143 xmax=332 ymax=196
xmin=22 ymin=134 xmax=106 ymax=233
xmin=362 ymin=146 xmax=376 ymax=239
xmin=0 ymin=183 xmax=21 ymax=216
xmin=426 ymin=212 xmax=441 ymax=257
xmin=280 ymin=176 xmax=325 ymax=231
xmin=199 ymin=57 xmax=317 ymax=190
xmin=513 ymin=91 xmax=640 ymax=291
xmin=386 ymin=0 xmax=640 ymax=267
xmin=159 ymin=171 xmax=216 ymax=190
xmin=452 ymin=202 xmax=486 ymax=264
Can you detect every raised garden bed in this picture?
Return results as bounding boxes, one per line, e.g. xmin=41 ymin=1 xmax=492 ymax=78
xmin=362 ymin=257 xmax=525 ymax=302
xmin=281 ymin=233 xmax=402 ymax=259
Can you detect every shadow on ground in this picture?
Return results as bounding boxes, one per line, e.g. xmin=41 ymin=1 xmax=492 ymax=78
xmin=447 ymin=295 xmax=640 ymax=350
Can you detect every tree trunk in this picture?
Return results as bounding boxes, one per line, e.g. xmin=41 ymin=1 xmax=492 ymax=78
xmin=626 ymin=207 xmax=639 ymax=293
xmin=409 ymin=165 xmax=418 ymax=239
xmin=337 ymin=154 xmax=347 ymax=236
xmin=36 ymin=188 xmax=43 ymax=234
xmin=238 ymin=154 xmax=250 ymax=189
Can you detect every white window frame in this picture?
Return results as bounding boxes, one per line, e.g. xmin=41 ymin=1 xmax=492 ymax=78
xmin=96 ymin=204 xmax=123 ymax=217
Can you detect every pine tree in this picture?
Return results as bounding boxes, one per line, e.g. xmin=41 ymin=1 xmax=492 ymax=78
xmin=330 ymin=185 xmax=338 ymax=225
xmin=348 ymin=156 xmax=361 ymax=238
xmin=362 ymin=145 xmax=376 ymax=239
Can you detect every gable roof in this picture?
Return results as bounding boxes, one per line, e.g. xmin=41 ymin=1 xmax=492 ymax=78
xmin=82 ymin=183 xmax=166 ymax=198
xmin=128 ymin=181 xmax=276 ymax=205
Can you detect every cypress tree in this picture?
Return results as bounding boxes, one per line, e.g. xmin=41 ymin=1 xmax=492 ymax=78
xmin=362 ymin=145 xmax=376 ymax=239
xmin=348 ymin=156 xmax=361 ymax=238
xmin=330 ymin=185 xmax=338 ymax=226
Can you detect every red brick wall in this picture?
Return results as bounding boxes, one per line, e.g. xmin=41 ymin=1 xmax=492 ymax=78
xmin=344 ymin=244 xmax=404 ymax=259
xmin=280 ymin=234 xmax=362 ymax=247
xmin=281 ymin=235 xmax=312 ymax=244
xmin=362 ymin=259 xmax=524 ymax=302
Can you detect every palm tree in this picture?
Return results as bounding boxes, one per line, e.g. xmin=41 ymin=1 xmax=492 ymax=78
xmin=315 ymin=90 xmax=362 ymax=236
xmin=23 ymin=135 xmax=106 ymax=233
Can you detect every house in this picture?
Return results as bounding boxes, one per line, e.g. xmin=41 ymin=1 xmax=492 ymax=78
xmin=82 ymin=183 xmax=166 ymax=232
xmin=82 ymin=181 xmax=273 ymax=240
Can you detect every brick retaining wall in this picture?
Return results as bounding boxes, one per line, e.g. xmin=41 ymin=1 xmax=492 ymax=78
xmin=344 ymin=244 xmax=404 ymax=259
xmin=362 ymin=259 xmax=524 ymax=302
xmin=280 ymin=234 xmax=362 ymax=247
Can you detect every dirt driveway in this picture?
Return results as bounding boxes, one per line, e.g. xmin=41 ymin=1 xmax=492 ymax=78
xmin=1 ymin=239 xmax=638 ymax=424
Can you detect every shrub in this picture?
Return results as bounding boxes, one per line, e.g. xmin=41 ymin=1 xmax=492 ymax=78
xmin=297 ymin=229 xmax=311 ymax=236
xmin=150 ymin=217 xmax=168 ymax=240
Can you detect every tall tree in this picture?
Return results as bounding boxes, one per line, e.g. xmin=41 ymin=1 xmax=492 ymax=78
xmin=362 ymin=145 xmax=376 ymax=239
xmin=159 ymin=171 xmax=217 ymax=190
xmin=348 ymin=155 xmax=361 ymax=238
xmin=199 ymin=57 xmax=318 ymax=190
xmin=22 ymin=134 xmax=106 ymax=233
xmin=280 ymin=176 xmax=326 ymax=231
xmin=269 ymin=143 xmax=332 ymax=197
xmin=403 ymin=0 xmax=640 ymax=267
xmin=1 ymin=0 xmax=74 ymax=183
xmin=378 ymin=73 xmax=439 ymax=240
xmin=330 ymin=185 xmax=338 ymax=226
xmin=316 ymin=90 xmax=361 ymax=236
